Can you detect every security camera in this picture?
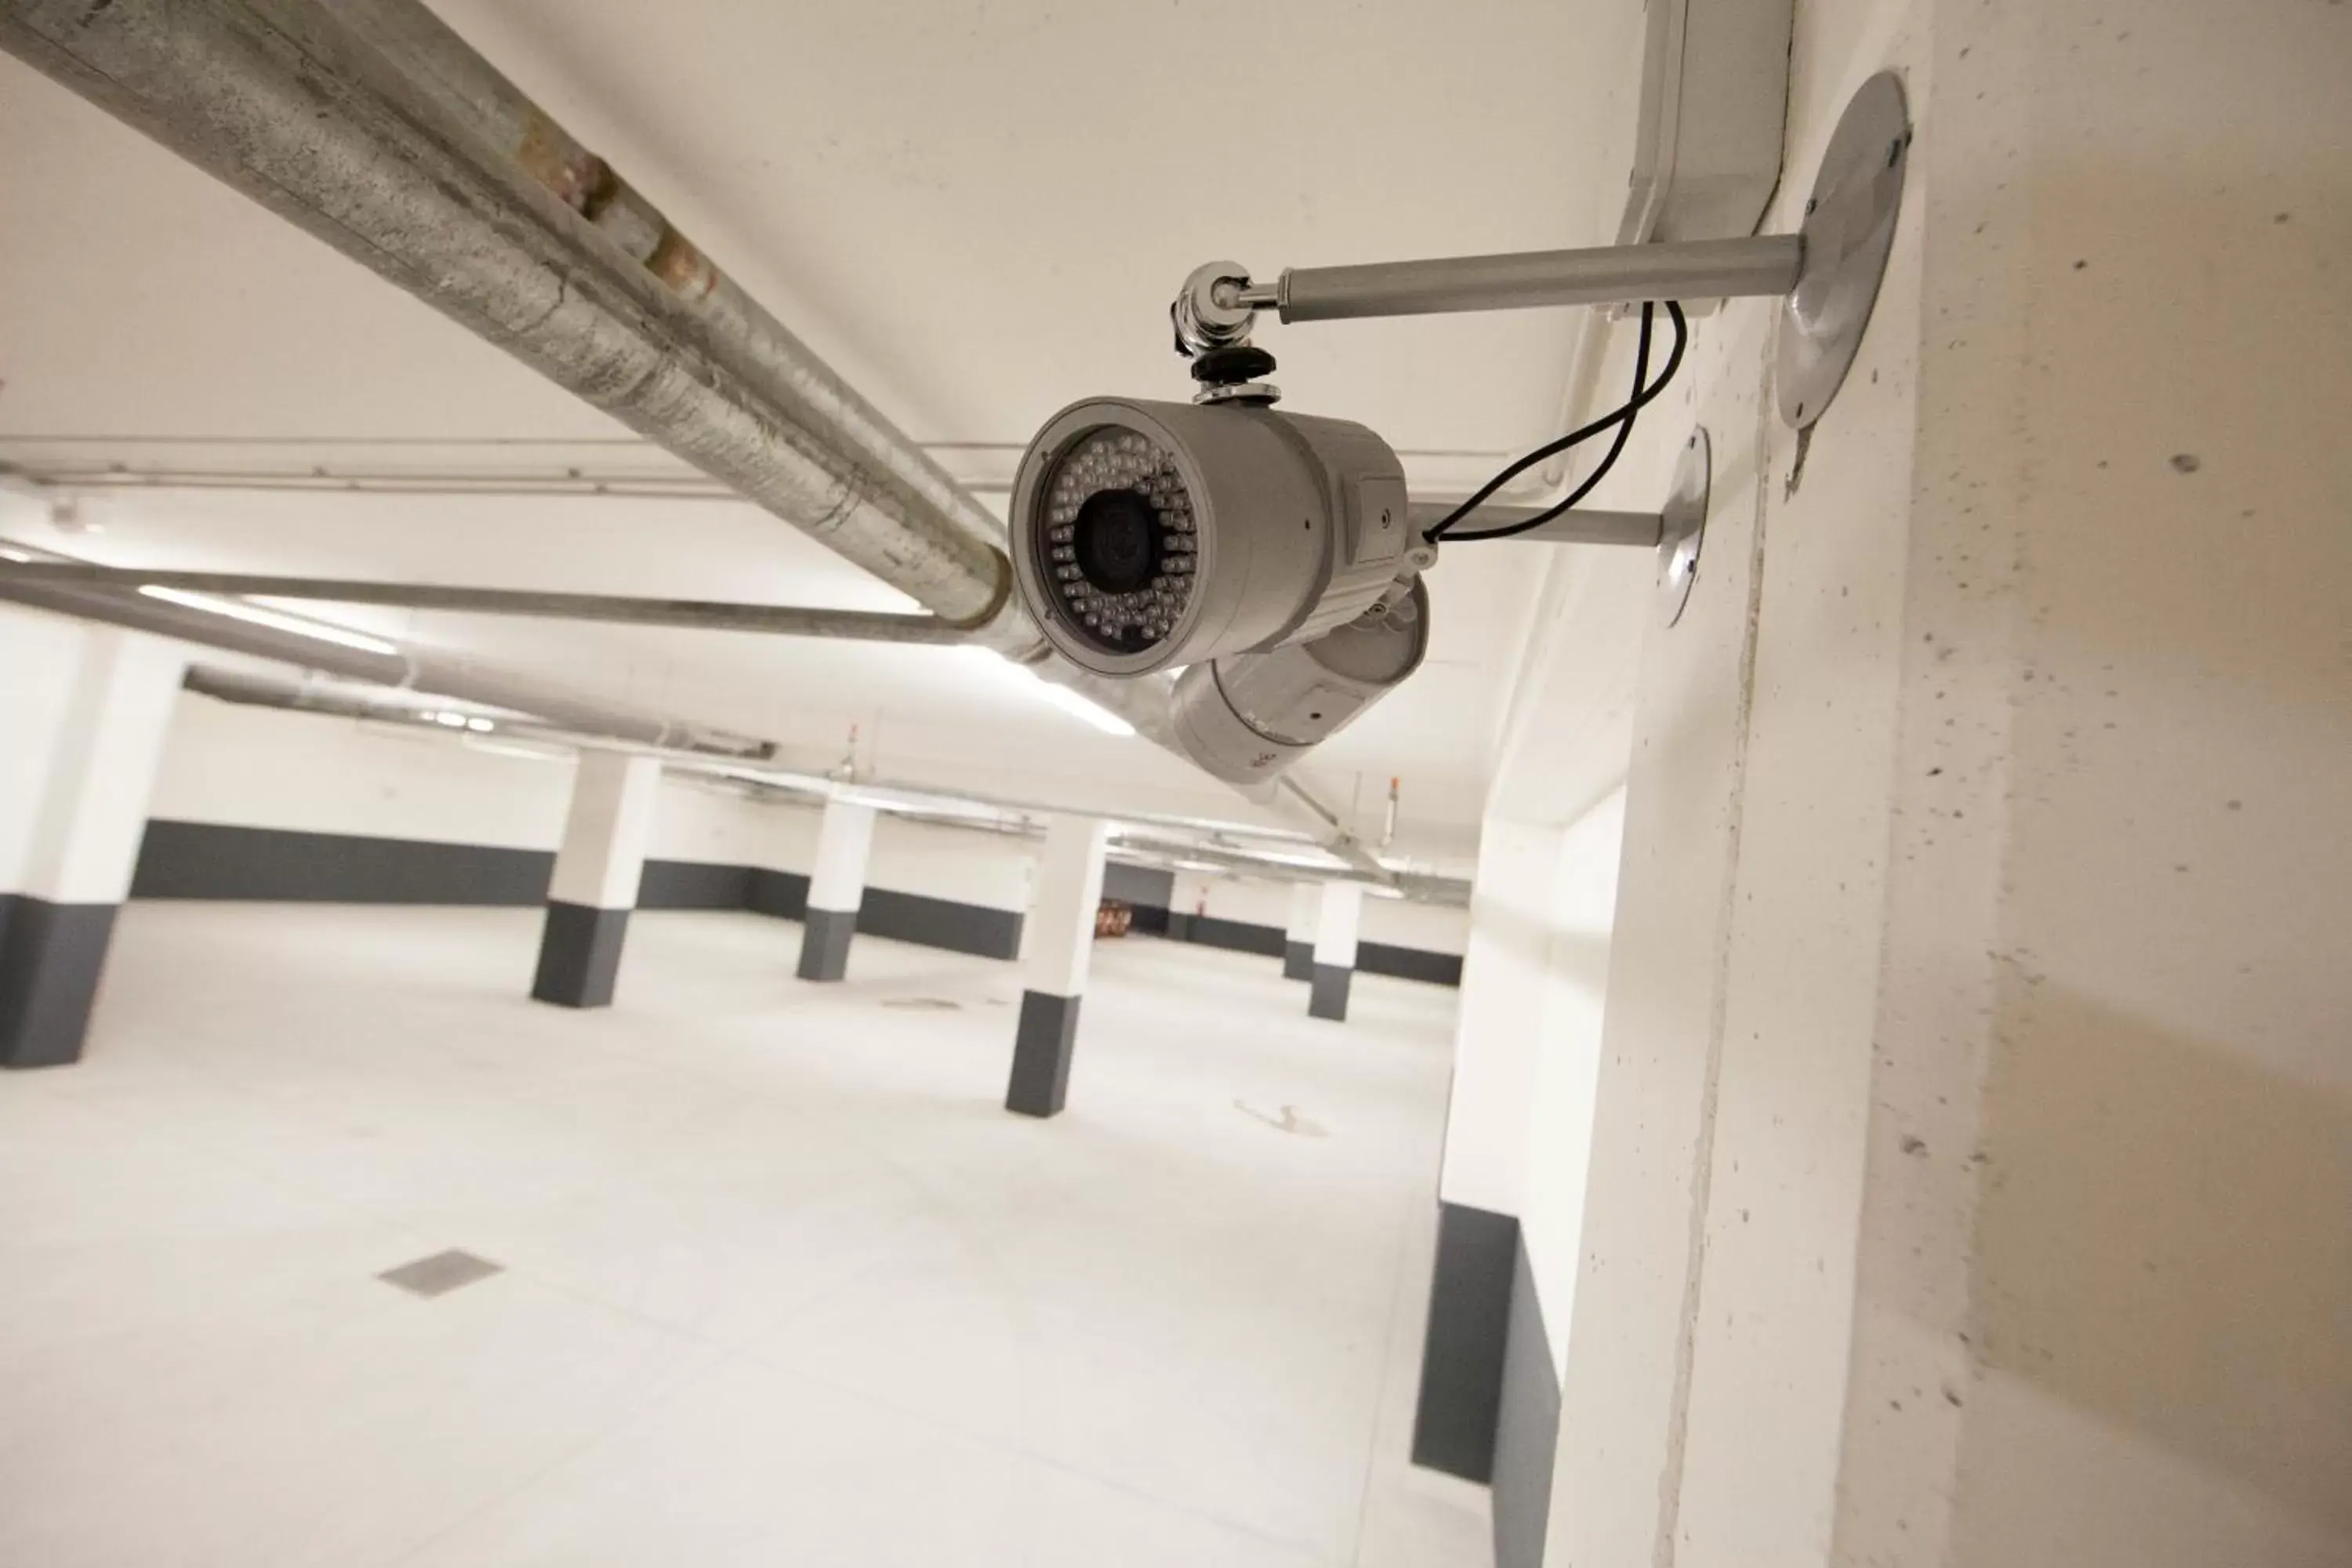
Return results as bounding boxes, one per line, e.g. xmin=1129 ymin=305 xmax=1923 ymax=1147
xmin=1170 ymin=574 xmax=1429 ymax=785
xmin=1008 ymin=395 xmax=1416 ymax=677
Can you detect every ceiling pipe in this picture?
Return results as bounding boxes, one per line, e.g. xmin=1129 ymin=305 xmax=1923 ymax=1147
xmin=0 ymin=0 xmax=1011 ymax=630
xmin=0 ymin=0 xmax=1383 ymax=877
xmin=178 ymin=661 xmax=1465 ymax=902
xmin=0 ymin=577 xmax=775 ymax=757
xmin=0 ymin=561 xmax=969 ymax=644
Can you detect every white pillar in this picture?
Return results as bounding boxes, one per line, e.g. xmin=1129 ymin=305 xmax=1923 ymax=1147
xmin=1 ymin=624 xmax=186 ymax=1069
xmin=797 ymin=797 xmax=875 ymax=982
xmin=1283 ymin=880 xmax=1321 ymax=979
xmin=1308 ymin=880 xmax=1363 ymax=1021
xmin=530 ymin=750 xmax=662 ymax=1008
xmin=1005 ymin=815 xmax=1109 ymax=1117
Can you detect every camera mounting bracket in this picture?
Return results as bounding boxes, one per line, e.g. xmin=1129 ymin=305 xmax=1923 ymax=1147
xmin=1172 ymin=73 xmax=1909 ymax=434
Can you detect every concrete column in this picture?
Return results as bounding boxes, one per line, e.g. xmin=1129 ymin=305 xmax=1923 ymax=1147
xmin=796 ymin=797 xmax=874 ymax=982
xmin=1406 ymin=816 xmax=1570 ymax=1487
xmin=1283 ymin=881 xmax=1319 ymax=980
xmin=1004 ymin=814 xmax=1109 ymax=1119
xmin=529 ymin=750 xmax=662 ymax=1008
xmin=0 ymin=626 xmax=186 ymax=1069
xmin=1308 ymin=880 xmax=1363 ymax=1022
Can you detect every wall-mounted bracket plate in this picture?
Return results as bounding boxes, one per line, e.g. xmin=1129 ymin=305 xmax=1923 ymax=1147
xmin=1777 ymin=71 xmax=1911 ymax=429
xmin=1658 ymin=427 xmax=1711 ymax=626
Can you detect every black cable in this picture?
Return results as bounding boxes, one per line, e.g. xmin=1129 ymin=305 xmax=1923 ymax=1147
xmin=1423 ymin=299 xmax=1690 ymax=543
xmin=1448 ymin=303 xmax=1658 ymax=543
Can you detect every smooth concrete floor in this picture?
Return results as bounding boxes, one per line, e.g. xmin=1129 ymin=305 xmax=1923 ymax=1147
xmin=0 ymin=904 xmax=1490 ymax=1568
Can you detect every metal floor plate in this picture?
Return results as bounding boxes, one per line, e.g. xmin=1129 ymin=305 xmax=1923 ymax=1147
xmin=377 ymin=1249 xmax=503 ymax=1298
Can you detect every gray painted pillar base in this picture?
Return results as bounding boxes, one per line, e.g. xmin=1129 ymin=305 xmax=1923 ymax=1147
xmin=1283 ymin=940 xmax=1312 ymax=980
xmin=530 ymin=902 xmax=630 ymax=1008
xmin=1491 ymin=1243 xmax=1562 ymax=1568
xmin=1410 ymin=1200 xmax=1519 ymax=1483
xmin=1005 ymin=989 xmax=1080 ymax=1118
xmin=797 ymin=907 xmax=856 ymax=982
xmin=0 ymin=897 xmax=119 ymax=1069
xmin=1308 ymin=963 xmax=1353 ymax=1021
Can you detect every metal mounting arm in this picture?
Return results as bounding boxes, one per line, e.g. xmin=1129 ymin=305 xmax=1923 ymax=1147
xmin=1174 ymin=72 xmax=1911 ymax=432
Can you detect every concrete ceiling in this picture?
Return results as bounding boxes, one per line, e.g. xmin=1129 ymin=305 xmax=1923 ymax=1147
xmin=0 ymin=0 xmax=1646 ymax=866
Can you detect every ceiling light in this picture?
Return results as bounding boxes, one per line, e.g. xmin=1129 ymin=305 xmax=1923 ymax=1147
xmin=465 ymin=716 xmax=495 ymax=732
xmin=0 ymin=546 xmax=31 ymax=562
xmin=432 ymin=711 xmax=468 ymax=728
xmin=959 ymin=648 xmax=1134 ymax=736
xmin=136 ymin=586 xmax=401 ymax=657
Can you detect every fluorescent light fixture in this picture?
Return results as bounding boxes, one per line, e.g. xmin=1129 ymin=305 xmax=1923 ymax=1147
xmin=432 ymin=710 xmax=468 ymax=728
xmin=136 ymin=585 xmax=401 ymax=657
xmin=465 ymin=716 xmax=495 ymax=733
xmin=959 ymin=648 xmax=1134 ymax=736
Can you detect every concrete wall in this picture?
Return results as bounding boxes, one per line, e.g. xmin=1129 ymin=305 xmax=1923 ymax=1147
xmin=1168 ymin=871 xmax=1469 ymax=957
xmin=1515 ymin=788 xmax=1624 ymax=1380
xmin=148 ymin=691 xmax=773 ymax=865
xmin=1514 ymin=2 xmax=2352 ymax=1566
xmin=0 ymin=607 xmax=89 ymax=895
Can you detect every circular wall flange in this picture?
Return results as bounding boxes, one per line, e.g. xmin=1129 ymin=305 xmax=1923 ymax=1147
xmin=1777 ymin=71 xmax=1911 ymax=429
xmin=1657 ymin=427 xmax=1710 ymax=626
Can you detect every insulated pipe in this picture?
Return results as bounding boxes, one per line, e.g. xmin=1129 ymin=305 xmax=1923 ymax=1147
xmin=0 ymin=561 xmax=969 ymax=644
xmin=0 ymin=0 xmax=1013 ymax=631
xmin=0 ymin=0 xmax=1379 ymax=873
xmin=316 ymin=0 xmax=1008 ymax=586
xmin=0 ymin=578 xmax=775 ymax=757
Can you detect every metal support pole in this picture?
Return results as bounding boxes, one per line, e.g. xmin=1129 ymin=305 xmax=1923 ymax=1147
xmin=0 ymin=561 xmax=968 ymax=644
xmin=1250 ymin=234 xmax=1803 ymax=325
xmin=1405 ymin=502 xmax=1664 ymax=548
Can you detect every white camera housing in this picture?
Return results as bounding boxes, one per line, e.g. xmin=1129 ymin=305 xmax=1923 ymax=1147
xmin=1008 ymin=397 xmax=1413 ymax=677
xmin=1170 ymin=575 xmax=1430 ymax=785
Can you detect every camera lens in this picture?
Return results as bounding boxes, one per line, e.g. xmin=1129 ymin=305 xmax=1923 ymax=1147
xmin=1073 ymin=490 xmax=1160 ymax=593
xmin=1035 ymin=426 xmax=1198 ymax=656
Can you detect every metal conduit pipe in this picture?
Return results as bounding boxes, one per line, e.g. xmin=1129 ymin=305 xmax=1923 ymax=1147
xmin=0 ymin=561 xmax=971 ymax=644
xmin=317 ymin=0 xmax=1011 ymax=579
xmin=0 ymin=0 xmax=1012 ymax=631
xmin=0 ymin=578 xmax=777 ymax=758
xmin=0 ymin=0 xmax=1382 ymax=876
xmin=291 ymin=0 xmax=1351 ymax=850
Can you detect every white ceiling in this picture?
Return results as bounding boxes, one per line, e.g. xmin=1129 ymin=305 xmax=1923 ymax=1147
xmin=0 ymin=0 xmax=1646 ymax=866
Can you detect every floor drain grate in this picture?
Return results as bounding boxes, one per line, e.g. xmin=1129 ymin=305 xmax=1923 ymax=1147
xmin=880 ymin=996 xmax=963 ymax=1011
xmin=377 ymin=1249 xmax=503 ymax=1298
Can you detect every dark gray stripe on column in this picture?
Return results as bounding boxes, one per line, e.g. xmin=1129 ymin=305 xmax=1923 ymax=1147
xmin=858 ymin=887 xmax=1022 ymax=960
xmin=1359 ymin=939 xmax=1465 ymax=988
xmin=531 ymin=901 xmax=630 ymax=1008
xmin=797 ymin=907 xmax=856 ymax=981
xmin=1308 ymin=963 xmax=1352 ymax=1021
xmin=134 ymin=819 xmax=551 ymax=904
xmin=0 ymin=896 xmax=121 ymax=1069
xmin=1283 ymin=940 xmax=1312 ymax=980
xmin=636 ymin=860 xmax=752 ymax=910
xmin=1492 ymin=1236 xmax=1561 ymax=1568
xmin=746 ymin=868 xmax=811 ymax=920
xmin=1005 ymin=989 xmax=1080 ymax=1118
xmin=1410 ymin=1201 xmax=1518 ymax=1481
